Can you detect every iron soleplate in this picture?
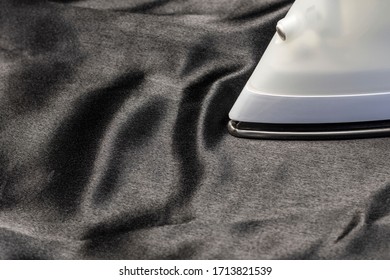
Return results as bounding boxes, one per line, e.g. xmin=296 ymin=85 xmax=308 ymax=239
xmin=228 ymin=120 xmax=390 ymax=140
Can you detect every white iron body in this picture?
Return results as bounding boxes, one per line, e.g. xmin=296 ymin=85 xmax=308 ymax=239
xmin=229 ymin=0 xmax=390 ymax=139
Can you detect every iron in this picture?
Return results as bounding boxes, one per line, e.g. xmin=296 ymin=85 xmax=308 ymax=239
xmin=229 ymin=0 xmax=390 ymax=140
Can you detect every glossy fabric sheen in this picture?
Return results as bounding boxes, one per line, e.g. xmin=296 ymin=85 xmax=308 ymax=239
xmin=1 ymin=0 xmax=390 ymax=259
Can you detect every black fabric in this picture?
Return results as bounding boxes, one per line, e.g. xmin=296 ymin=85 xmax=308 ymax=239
xmin=1 ymin=0 xmax=390 ymax=260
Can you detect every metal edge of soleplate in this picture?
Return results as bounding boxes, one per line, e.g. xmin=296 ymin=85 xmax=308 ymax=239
xmin=227 ymin=120 xmax=390 ymax=140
